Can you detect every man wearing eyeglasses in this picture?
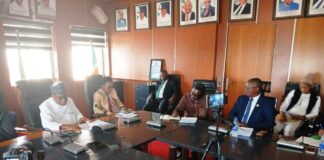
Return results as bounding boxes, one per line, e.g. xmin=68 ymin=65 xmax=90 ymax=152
xmin=39 ymin=82 xmax=89 ymax=131
xmin=229 ymin=78 xmax=276 ymax=133
xmin=93 ymin=76 xmax=124 ymax=116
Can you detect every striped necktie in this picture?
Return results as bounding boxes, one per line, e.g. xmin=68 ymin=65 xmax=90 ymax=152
xmin=241 ymin=98 xmax=253 ymax=124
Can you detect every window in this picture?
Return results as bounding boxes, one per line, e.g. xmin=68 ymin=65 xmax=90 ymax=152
xmin=4 ymin=19 xmax=54 ymax=85
xmin=70 ymin=26 xmax=109 ymax=81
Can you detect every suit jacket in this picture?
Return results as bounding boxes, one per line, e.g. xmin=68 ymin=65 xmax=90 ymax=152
xmin=117 ymin=18 xmax=127 ymax=27
xmin=93 ymin=88 xmax=124 ymax=114
xmin=0 ymin=94 xmax=16 ymax=142
xmin=181 ymin=11 xmax=196 ymax=21
xmin=154 ymin=79 xmax=179 ymax=100
xmin=229 ymin=95 xmax=276 ymax=132
xmin=233 ymin=3 xmax=251 ymax=15
xmin=200 ymin=6 xmax=215 ymax=17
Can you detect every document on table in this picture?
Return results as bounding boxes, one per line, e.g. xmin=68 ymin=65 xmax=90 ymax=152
xmin=80 ymin=120 xmax=115 ymax=131
xmin=179 ymin=117 xmax=197 ymax=124
xmin=295 ymin=136 xmax=320 ymax=147
xmin=160 ymin=115 xmax=180 ymax=121
xmin=116 ymin=112 xmax=138 ymax=118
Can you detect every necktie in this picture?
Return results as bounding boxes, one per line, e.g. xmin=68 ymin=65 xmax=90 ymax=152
xmin=314 ymin=0 xmax=324 ymax=9
xmin=241 ymin=98 xmax=253 ymax=124
xmin=107 ymin=95 xmax=119 ymax=112
xmin=235 ymin=6 xmax=242 ymax=15
xmin=185 ymin=14 xmax=189 ymax=21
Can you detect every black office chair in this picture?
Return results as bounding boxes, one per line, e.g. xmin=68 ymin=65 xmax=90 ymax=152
xmin=84 ymin=75 xmax=124 ymax=118
xmin=261 ymin=81 xmax=271 ymax=95
xmin=282 ymin=82 xmax=320 ymax=101
xmin=16 ymin=79 xmax=53 ymax=128
xmin=192 ymin=79 xmax=216 ymax=94
xmin=84 ymin=75 xmax=105 ymax=118
xmin=145 ymin=74 xmax=181 ymax=114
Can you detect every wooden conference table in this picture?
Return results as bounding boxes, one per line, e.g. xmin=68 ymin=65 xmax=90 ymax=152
xmin=0 ymin=111 xmax=318 ymax=160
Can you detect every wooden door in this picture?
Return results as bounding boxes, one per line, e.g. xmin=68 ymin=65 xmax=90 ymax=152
xmin=223 ymin=24 xmax=276 ymax=116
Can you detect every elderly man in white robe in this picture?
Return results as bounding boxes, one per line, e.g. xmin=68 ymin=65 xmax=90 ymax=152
xmin=39 ymin=82 xmax=89 ymax=131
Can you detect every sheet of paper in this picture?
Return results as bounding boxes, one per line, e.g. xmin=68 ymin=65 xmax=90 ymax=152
xmin=295 ymin=136 xmax=320 ymax=147
xmin=179 ymin=117 xmax=197 ymax=124
xmin=79 ymin=120 xmax=113 ymax=131
xmin=160 ymin=115 xmax=180 ymax=121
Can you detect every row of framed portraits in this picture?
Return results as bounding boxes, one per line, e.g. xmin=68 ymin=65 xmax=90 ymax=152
xmin=115 ymin=0 xmax=324 ymax=32
xmin=0 ymin=0 xmax=56 ymax=20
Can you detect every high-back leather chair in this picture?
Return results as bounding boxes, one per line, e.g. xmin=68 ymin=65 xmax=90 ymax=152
xmin=84 ymin=75 xmax=104 ymax=118
xmin=84 ymin=75 xmax=124 ymax=118
xmin=16 ymin=79 xmax=53 ymax=128
xmin=192 ymin=79 xmax=216 ymax=94
xmin=282 ymin=82 xmax=320 ymax=101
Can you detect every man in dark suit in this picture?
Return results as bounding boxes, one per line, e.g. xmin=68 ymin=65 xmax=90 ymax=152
xmin=181 ymin=0 xmax=196 ymax=21
xmin=200 ymin=0 xmax=215 ymax=17
xmin=313 ymin=0 xmax=324 ymax=9
xmin=233 ymin=0 xmax=251 ymax=15
xmin=144 ymin=70 xmax=179 ymax=114
xmin=0 ymin=91 xmax=16 ymax=142
xmin=229 ymin=78 xmax=276 ymax=133
xmin=117 ymin=11 xmax=127 ymax=28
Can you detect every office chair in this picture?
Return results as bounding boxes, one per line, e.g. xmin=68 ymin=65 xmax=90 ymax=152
xmin=192 ymin=79 xmax=216 ymax=94
xmin=261 ymin=81 xmax=271 ymax=95
xmin=84 ymin=75 xmax=124 ymax=118
xmin=84 ymin=75 xmax=105 ymax=118
xmin=16 ymin=79 xmax=53 ymax=128
xmin=144 ymin=74 xmax=181 ymax=114
xmin=282 ymin=82 xmax=320 ymax=101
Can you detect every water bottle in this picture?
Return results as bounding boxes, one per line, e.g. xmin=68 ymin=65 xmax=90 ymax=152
xmin=230 ymin=117 xmax=239 ymax=137
xmin=318 ymin=135 xmax=324 ymax=159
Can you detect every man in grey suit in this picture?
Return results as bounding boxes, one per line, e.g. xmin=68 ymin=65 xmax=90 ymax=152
xmin=201 ymin=0 xmax=215 ymax=17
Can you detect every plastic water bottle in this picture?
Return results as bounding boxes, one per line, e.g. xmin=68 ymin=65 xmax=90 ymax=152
xmin=230 ymin=117 xmax=239 ymax=137
xmin=318 ymin=135 xmax=324 ymax=159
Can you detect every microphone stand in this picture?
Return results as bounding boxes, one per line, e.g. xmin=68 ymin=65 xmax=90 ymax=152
xmin=201 ymin=107 xmax=226 ymax=160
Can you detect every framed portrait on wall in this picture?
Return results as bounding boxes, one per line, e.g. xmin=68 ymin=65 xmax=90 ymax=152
xmin=8 ymin=0 xmax=32 ymax=18
xmin=198 ymin=0 xmax=219 ymax=23
xmin=229 ymin=0 xmax=257 ymax=22
xmin=273 ymin=0 xmax=305 ymax=19
xmin=149 ymin=59 xmax=163 ymax=80
xmin=135 ymin=3 xmax=150 ymax=30
xmin=156 ymin=0 xmax=173 ymax=27
xmin=35 ymin=0 xmax=56 ymax=20
xmin=179 ymin=0 xmax=197 ymax=26
xmin=306 ymin=0 xmax=324 ymax=17
xmin=115 ymin=8 xmax=129 ymax=31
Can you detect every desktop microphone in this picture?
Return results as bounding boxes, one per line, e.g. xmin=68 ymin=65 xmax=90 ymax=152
xmin=147 ymin=104 xmax=174 ymax=128
xmin=42 ymin=128 xmax=62 ymax=145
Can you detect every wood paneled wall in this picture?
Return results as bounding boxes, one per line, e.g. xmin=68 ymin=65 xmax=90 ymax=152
xmin=106 ymin=0 xmax=217 ymax=103
xmin=107 ymin=0 xmax=324 ymax=113
xmin=1 ymin=0 xmax=324 ymax=126
xmin=0 ymin=0 xmax=108 ymax=125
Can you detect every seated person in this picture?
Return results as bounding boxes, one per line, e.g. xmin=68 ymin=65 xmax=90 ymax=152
xmin=274 ymin=74 xmax=321 ymax=136
xmin=144 ymin=70 xmax=179 ymax=114
xmin=0 ymin=91 xmax=16 ymax=141
xmin=172 ymin=82 xmax=211 ymax=119
xmin=295 ymin=112 xmax=324 ymax=137
xmin=229 ymin=78 xmax=276 ymax=133
xmin=93 ymin=76 xmax=124 ymax=115
xmin=39 ymin=82 xmax=89 ymax=131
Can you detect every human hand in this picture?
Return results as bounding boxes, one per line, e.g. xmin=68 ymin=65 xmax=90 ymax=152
xmin=238 ymin=122 xmax=248 ymax=127
xmin=60 ymin=124 xmax=81 ymax=132
xmin=278 ymin=113 xmax=287 ymax=123
xmin=291 ymin=115 xmax=305 ymax=120
xmin=318 ymin=129 xmax=324 ymax=136
xmin=79 ymin=117 xmax=90 ymax=124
